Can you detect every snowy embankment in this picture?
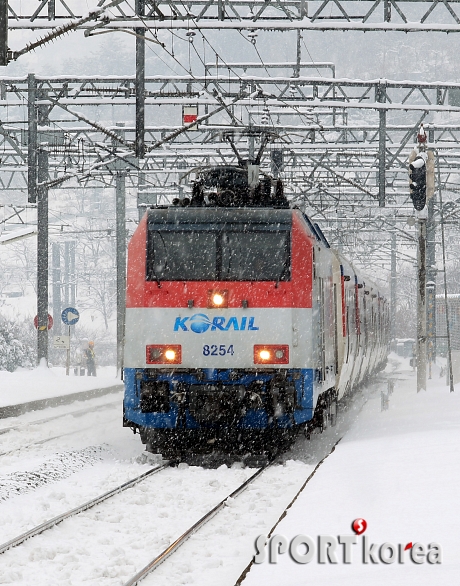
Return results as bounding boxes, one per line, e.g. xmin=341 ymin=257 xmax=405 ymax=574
xmin=0 ymin=364 xmax=121 ymax=408
xmin=242 ymin=355 xmax=460 ymax=586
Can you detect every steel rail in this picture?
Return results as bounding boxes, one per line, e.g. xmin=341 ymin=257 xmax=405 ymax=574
xmin=0 ymin=463 xmax=169 ymax=556
xmin=235 ymin=440 xmax=343 ymax=584
xmin=0 ymin=398 xmax=120 ymax=436
xmin=123 ymin=462 xmax=271 ymax=586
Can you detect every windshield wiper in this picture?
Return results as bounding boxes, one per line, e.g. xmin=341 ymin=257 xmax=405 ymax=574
xmin=275 ymin=257 xmax=290 ymax=288
xmin=151 ymin=231 xmax=168 ymax=288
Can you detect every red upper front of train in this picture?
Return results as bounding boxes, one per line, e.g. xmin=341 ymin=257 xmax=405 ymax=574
xmin=126 ymin=208 xmax=315 ymax=309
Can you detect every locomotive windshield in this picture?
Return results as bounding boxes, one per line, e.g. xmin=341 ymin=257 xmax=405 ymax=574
xmin=146 ymin=208 xmax=291 ymax=282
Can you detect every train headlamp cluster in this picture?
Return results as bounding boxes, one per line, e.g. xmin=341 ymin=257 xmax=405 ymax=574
xmin=146 ymin=344 xmax=182 ymax=364
xmin=254 ymin=345 xmax=289 ymax=364
xmin=145 ymin=343 xmax=289 ymax=365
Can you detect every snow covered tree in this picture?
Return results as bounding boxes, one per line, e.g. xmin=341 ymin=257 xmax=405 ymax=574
xmin=0 ymin=316 xmax=35 ymax=372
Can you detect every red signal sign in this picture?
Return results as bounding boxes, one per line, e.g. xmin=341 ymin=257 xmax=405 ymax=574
xmin=34 ymin=314 xmax=53 ymax=330
xmin=183 ymin=105 xmax=198 ymax=128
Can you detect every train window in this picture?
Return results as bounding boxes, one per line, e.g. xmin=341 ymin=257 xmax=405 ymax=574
xmin=147 ymin=231 xmax=216 ymax=281
xmin=146 ymin=227 xmax=290 ymax=282
xmin=220 ymin=231 xmax=290 ymax=281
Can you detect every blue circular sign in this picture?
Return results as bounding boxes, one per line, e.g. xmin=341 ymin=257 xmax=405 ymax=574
xmin=62 ymin=307 xmax=80 ymax=326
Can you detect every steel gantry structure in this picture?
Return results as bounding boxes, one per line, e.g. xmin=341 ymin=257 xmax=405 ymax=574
xmin=1 ymin=69 xmax=459 ymax=294
xmin=7 ymin=0 xmax=460 ymax=30
xmin=2 ymin=0 xmax=460 ymax=366
xmin=2 ymin=72 xmax=460 ymax=203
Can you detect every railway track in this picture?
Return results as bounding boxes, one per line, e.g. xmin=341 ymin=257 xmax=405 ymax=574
xmin=0 ymin=378 xmax=387 ymax=584
xmin=120 ymin=381 xmax=385 ymax=585
xmin=0 ymin=454 xmax=274 ymax=585
xmin=122 ymin=462 xmax=271 ymax=586
xmin=0 ymin=463 xmax=169 ymax=556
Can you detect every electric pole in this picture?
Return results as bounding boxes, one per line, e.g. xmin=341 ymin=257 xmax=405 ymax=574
xmin=28 ymin=74 xmax=37 ymax=204
xmin=70 ymin=241 xmax=76 ymax=306
xmin=114 ymin=124 xmax=127 ymax=377
xmin=29 ymin=73 xmax=50 ymax=364
xmin=52 ymin=243 xmax=61 ymax=336
xmin=426 ymin=191 xmax=437 ymax=376
xmin=0 ymin=0 xmax=7 ymax=66
xmin=116 ymin=169 xmax=126 ymax=377
xmin=37 ymin=145 xmax=49 ymax=364
xmin=409 ymin=124 xmax=434 ymax=392
xmin=135 ymin=0 xmax=145 ymax=159
xmin=390 ymin=227 xmax=396 ymax=350
xmin=377 ymin=82 xmax=387 ymax=207
xmin=64 ymin=241 xmax=70 ymax=307
xmin=417 ymin=215 xmax=427 ymax=392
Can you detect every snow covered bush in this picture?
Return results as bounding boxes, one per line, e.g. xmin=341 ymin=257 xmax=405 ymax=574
xmin=0 ymin=316 xmax=35 ymax=372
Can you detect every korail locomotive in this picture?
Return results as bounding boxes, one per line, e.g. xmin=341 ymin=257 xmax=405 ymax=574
xmin=123 ymin=161 xmax=389 ymax=459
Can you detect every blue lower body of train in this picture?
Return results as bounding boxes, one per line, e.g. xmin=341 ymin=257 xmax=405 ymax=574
xmin=123 ymin=368 xmax=315 ymax=453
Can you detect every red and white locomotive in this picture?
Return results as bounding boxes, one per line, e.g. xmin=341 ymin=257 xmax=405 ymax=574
xmin=123 ymin=164 xmax=389 ymax=458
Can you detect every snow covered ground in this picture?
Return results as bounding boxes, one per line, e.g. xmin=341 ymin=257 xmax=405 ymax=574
xmin=242 ymin=355 xmax=460 ymax=585
xmin=0 ymin=363 xmax=121 ymax=408
xmin=0 ymin=355 xmax=457 ymax=585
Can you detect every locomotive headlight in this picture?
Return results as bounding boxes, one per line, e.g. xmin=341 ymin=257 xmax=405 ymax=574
xmin=213 ymin=293 xmax=224 ymax=306
xmin=254 ymin=345 xmax=289 ymax=365
xmin=207 ymin=289 xmax=228 ymax=308
xmin=146 ymin=345 xmax=182 ymax=364
xmin=165 ymin=349 xmax=176 ymax=361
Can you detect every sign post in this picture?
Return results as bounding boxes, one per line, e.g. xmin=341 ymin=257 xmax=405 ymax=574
xmin=61 ymin=307 xmax=80 ymax=376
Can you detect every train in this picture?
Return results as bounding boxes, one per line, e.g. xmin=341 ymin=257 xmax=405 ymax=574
xmin=122 ymin=163 xmax=390 ymax=460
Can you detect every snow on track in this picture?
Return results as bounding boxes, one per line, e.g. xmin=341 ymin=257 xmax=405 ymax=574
xmin=0 ymin=464 xmax=169 ymax=556
xmin=0 ymin=459 xmax=161 ymax=546
xmin=139 ymin=460 xmax=314 ymax=586
xmin=0 ymin=465 xmax=255 ymax=585
xmin=0 ymin=399 xmax=120 ymax=462
xmin=0 ymin=445 xmax=106 ymax=502
xmin=0 ymin=364 xmax=392 ymax=585
xmin=131 ymin=380 xmax=388 ymax=585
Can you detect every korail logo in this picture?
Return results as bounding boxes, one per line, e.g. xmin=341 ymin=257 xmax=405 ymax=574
xmin=254 ymin=519 xmax=442 ymax=565
xmin=174 ymin=314 xmax=259 ymax=334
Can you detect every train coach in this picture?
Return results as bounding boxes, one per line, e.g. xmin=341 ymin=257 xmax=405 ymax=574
xmin=122 ymin=165 xmax=389 ymax=459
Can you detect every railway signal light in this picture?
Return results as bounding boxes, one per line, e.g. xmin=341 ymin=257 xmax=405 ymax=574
xmin=409 ymin=153 xmax=427 ymax=211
